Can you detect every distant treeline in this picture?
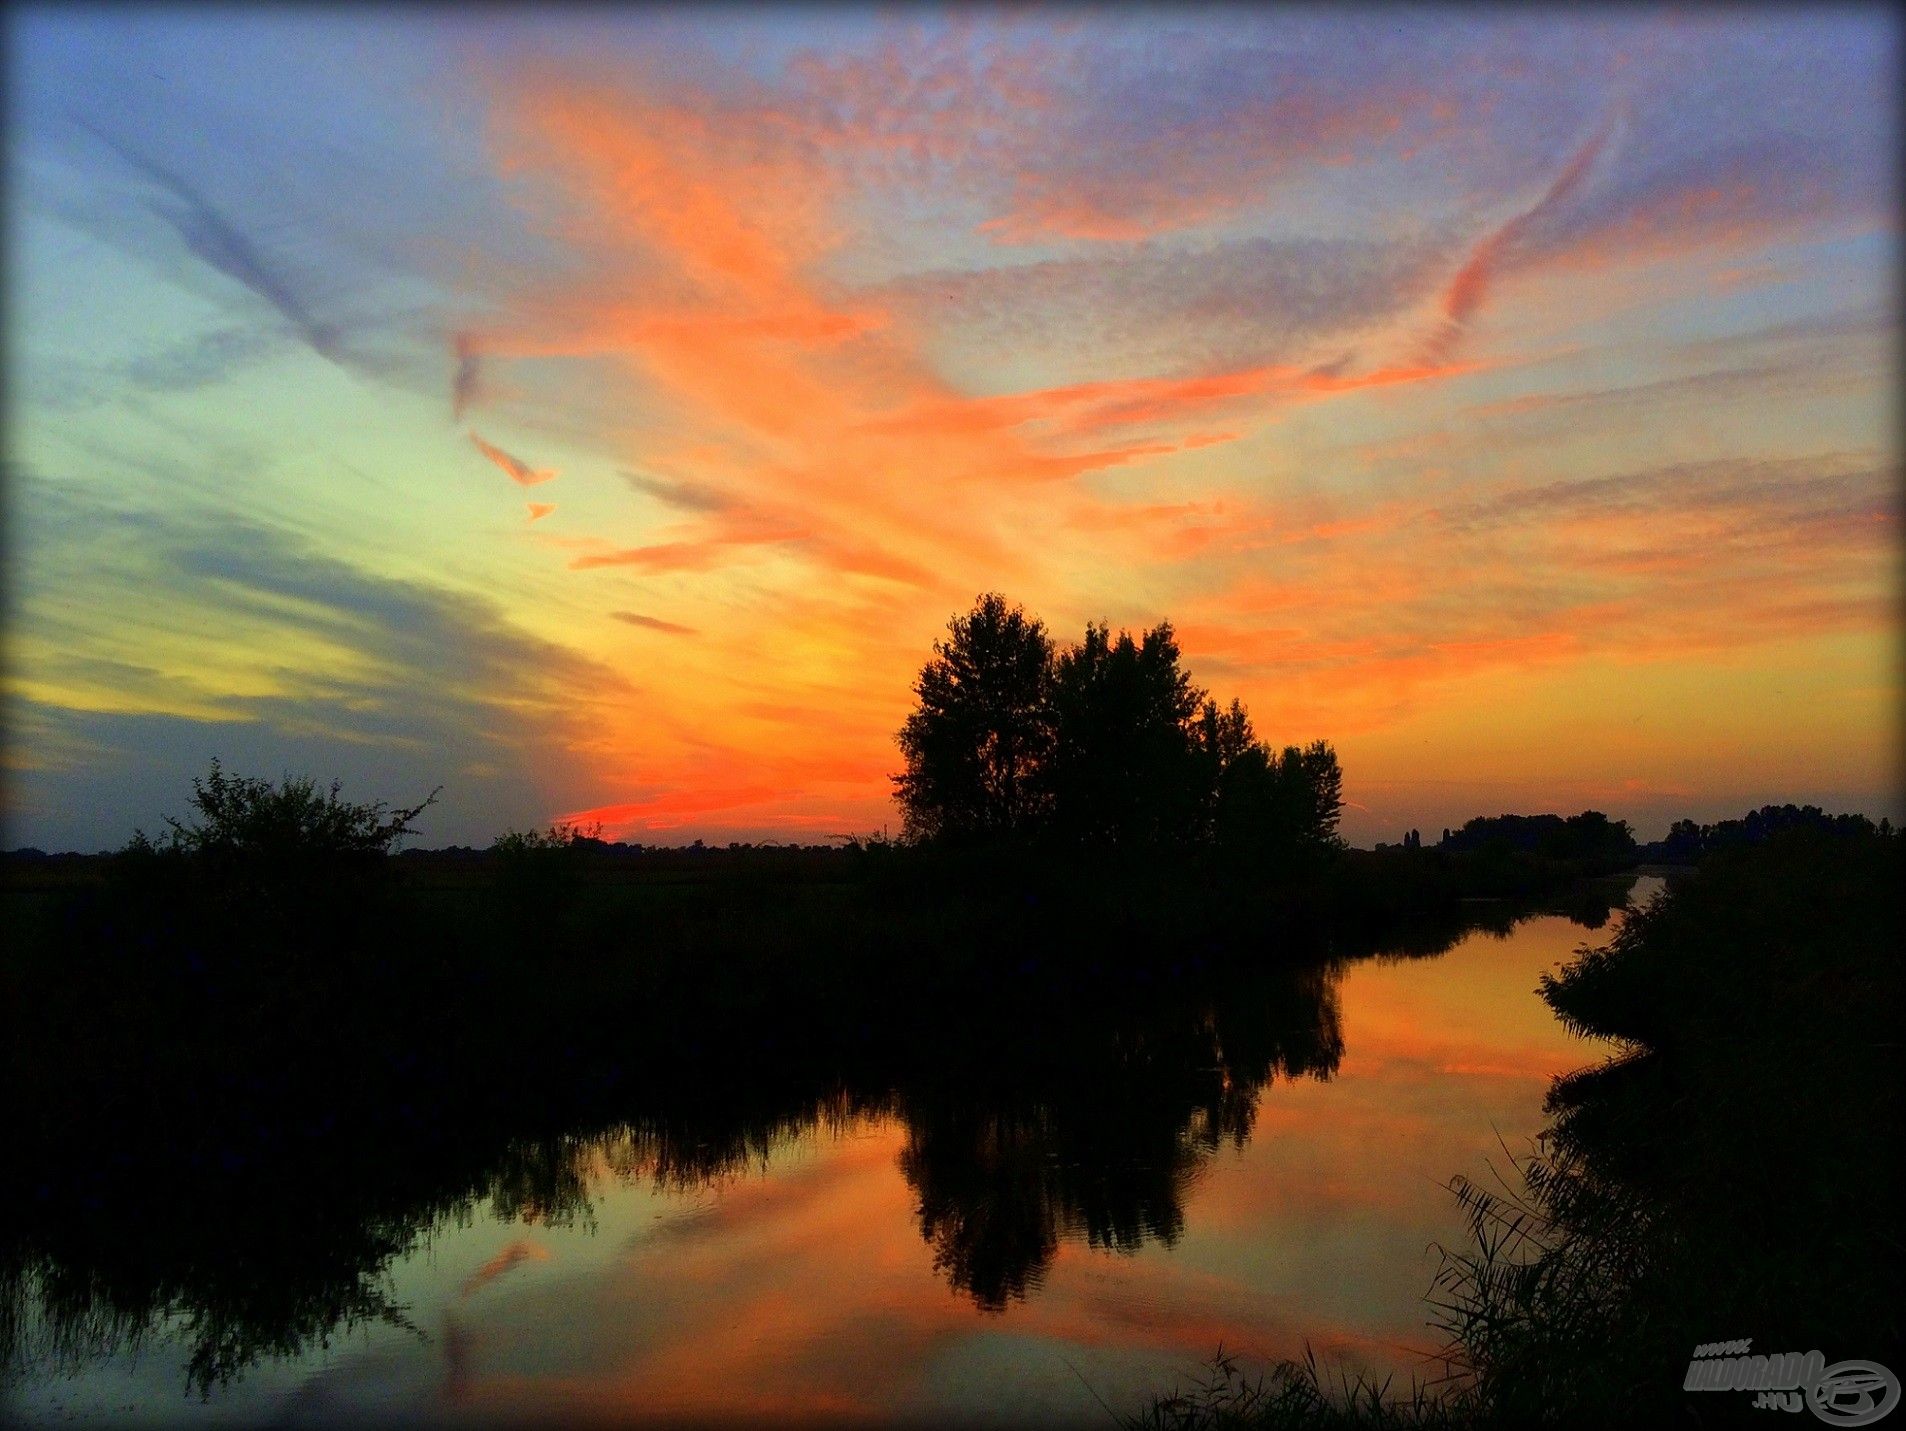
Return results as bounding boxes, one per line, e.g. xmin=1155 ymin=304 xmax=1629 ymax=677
xmin=1641 ymin=802 xmax=1892 ymax=863
xmin=1390 ymin=810 xmax=1638 ymax=863
xmin=1371 ymin=802 xmax=1895 ymax=868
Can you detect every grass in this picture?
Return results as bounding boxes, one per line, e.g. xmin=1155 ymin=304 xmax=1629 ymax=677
xmin=1131 ymin=1347 xmax=1466 ymax=1431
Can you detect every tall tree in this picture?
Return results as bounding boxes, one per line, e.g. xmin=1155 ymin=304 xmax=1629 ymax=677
xmin=1212 ymin=738 xmax=1345 ymax=856
xmin=1043 ymin=621 xmax=1206 ymax=848
xmin=1197 ymin=697 xmax=1259 ymax=771
xmin=1197 ymin=697 xmax=1258 ymax=843
xmin=1278 ymin=740 xmax=1345 ymax=852
xmin=894 ymin=593 xmax=1055 ymax=842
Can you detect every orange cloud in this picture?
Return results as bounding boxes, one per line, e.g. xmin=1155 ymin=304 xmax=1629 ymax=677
xmin=863 ymin=361 xmax=1477 ymax=446
xmin=1165 ymin=452 xmax=1895 ymax=740
xmin=450 ymin=51 xmax=1892 ymax=845
xmin=473 ymin=63 xmax=1477 ymax=594
xmin=561 ymin=786 xmax=789 ymax=832
xmin=572 ymin=540 xmax=772 ymax=574
xmin=470 ymin=430 xmax=559 ymax=486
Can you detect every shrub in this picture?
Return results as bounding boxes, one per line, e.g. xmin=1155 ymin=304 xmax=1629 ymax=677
xmin=95 ymin=762 xmax=439 ymax=974
xmin=146 ymin=758 xmax=437 ymax=865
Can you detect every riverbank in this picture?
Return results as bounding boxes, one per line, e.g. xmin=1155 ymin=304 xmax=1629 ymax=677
xmin=1132 ymin=825 xmax=1902 ymax=1428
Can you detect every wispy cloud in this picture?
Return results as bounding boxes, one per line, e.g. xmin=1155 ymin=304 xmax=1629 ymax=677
xmin=452 ymin=331 xmax=483 ymax=421
xmin=1421 ymin=115 xmax=1618 ymax=363
xmin=1167 ymin=450 xmax=1896 ymax=735
xmin=7 ymin=479 xmax=634 ymax=849
xmin=76 ymin=119 xmax=349 ymax=366
xmin=622 ymin=471 xmax=733 ymax=512
xmin=610 ymin=611 xmax=697 ymax=635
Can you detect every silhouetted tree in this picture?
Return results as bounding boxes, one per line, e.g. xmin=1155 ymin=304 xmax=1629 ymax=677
xmin=894 ymin=598 xmax=1349 ymax=859
xmin=1197 ymin=697 xmax=1261 ymax=844
xmin=1042 ymin=621 xmax=1206 ymax=848
xmin=895 ymin=594 xmax=1055 ymax=842
xmin=486 ymin=821 xmax=603 ymax=935
xmin=1555 ymin=810 xmax=1634 ymax=862
xmin=1640 ymin=803 xmax=1879 ymax=863
xmin=141 ymin=758 xmax=436 ymax=864
xmin=1197 ymin=697 xmax=1259 ymax=772
xmin=118 ymin=759 xmax=438 ymax=911
xmin=1278 ymin=740 xmax=1346 ymax=851
xmin=1207 ymin=738 xmax=1343 ymax=857
xmin=1438 ymin=811 xmax=1634 ymax=864
xmin=1658 ymin=818 xmax=1706 ymax=863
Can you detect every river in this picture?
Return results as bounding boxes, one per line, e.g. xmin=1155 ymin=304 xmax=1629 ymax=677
xmin=5 ymin=878 xmax=1658 ymax=1426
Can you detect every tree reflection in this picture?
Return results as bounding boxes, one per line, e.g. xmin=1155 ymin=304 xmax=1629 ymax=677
xmin=1 ymin=1085 xmax=887 ymax=1399
xmin=898 ymin=964 xmax=1343 ymax=1309
xmin=4 ymin=895 xmax=1547 ymax=1401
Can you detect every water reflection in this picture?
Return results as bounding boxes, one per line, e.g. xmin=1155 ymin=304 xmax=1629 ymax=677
xmin=900 ymin=962 xmax=1341 ymax=1309
xmin=1 ymin=884 xmax=1627 ymax=1408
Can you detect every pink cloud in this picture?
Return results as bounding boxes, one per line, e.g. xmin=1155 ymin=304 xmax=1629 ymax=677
xmin=1420 ymin=114 xmax=1618 ymax=362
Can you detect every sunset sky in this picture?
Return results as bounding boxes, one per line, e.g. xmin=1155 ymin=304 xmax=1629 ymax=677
xmin=4 ymin=7 xmax=1899 ymax=851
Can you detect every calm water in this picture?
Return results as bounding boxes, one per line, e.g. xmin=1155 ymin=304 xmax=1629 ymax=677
xmin=6 ymin=881 xmax=1655 ymax=1426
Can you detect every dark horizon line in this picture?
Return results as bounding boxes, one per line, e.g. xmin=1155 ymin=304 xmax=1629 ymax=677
xmin=4 ymin=799 xmax=1886 ymax=863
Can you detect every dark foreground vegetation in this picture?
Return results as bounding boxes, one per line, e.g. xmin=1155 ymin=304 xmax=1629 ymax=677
xmin=0 ymin=769 xmax=1628 ymax=1406
xmin=1134 ymin=823 xmax=1902 ymax=1429
xmin=3 ymin=594 xmax=1894 ymax=1423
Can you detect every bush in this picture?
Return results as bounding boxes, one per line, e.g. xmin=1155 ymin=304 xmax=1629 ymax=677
xmin=88 ymin=762 xmax=438 ymax=988
xmin=144 ymin=758 xmax=437 ymax=865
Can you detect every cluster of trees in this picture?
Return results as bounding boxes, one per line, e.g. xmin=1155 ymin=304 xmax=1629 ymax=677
xmin=1646 ymin=803 xmax=1890 ymax=863
xmin=894 ymin=594 xmax=1343 ymax=855
xmin=1434 ymin=810 xmax=1636 ymax=863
